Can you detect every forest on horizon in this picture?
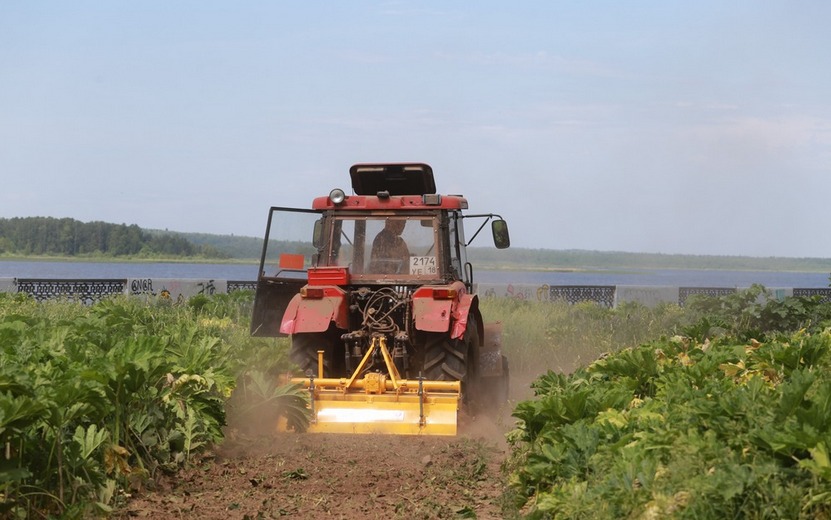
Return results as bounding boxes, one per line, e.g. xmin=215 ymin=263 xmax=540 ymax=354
xmin=3 ymin=216 xmax=831 ymax=273
xmin=0 ymin=217 xmax=228 ymax=259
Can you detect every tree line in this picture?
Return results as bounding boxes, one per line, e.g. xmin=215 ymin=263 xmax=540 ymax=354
xmin=6 ymin=216 xmax=828 ymax=270
xmin=467 ymin=247 xmax=831 ymax=272
xmin=0 ymin=217 xmax=228 ymax=258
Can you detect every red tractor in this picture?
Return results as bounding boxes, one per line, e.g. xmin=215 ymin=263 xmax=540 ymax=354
xmin=251 ymin=163 xmax=510 ymax=434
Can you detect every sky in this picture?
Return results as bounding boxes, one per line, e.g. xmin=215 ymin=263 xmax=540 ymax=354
xmin=2 ymin=1 xmax=830 ymax=258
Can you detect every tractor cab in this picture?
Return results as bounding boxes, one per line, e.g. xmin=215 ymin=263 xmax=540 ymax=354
xmin=251 ymin=163 xmax=509 ymax=337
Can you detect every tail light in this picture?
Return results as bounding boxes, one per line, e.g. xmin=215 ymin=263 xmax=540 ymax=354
xmin=300 ymin=287 xmax=325 ymax=299
xmin=431 ymin=288 xmax=457 ymax=300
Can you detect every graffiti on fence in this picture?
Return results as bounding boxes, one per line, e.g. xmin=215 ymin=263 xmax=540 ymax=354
xmin=480 ymin=283 xmax=554 ymax=302
xmin=127 ymin=278 xmax=228 ymax=302
xmin=130 ymin=278 xmax=154 ymax=294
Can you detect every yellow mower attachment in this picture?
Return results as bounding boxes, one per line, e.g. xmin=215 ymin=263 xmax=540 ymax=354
xmin=292 ymin=335 xmax=461 ymax=435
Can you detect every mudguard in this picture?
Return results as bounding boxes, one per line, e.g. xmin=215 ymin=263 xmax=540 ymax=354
xmin=279 ymin=293 xmax=349 ymax=334
xmin=450 ymin=294 xmax=477 ymax=340
xmin=411 ymin=297 xmax=452 ymax=333
xmin=412 ymin=282 xmax=475 ymax=338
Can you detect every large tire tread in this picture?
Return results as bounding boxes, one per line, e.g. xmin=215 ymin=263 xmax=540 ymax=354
xmin=290 ymin=328 xmax=344 ymax=378
xmin=422 ymin=333 xmax=466 ymax=382
xmin=422 ymin=321 xmax=480 ymax=412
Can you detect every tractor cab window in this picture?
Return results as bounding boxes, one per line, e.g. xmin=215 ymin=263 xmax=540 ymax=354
xmin=369 ymin=219 xmax=409 ymax=273
xmin=257 ymin=207 xmax=322 ymax=279
xmin=330 ymin=217 xmax=439 ymax=278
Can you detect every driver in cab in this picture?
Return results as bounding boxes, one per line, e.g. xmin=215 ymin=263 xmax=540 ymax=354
xmin=370 ymin=219 xmax=409 ymax=274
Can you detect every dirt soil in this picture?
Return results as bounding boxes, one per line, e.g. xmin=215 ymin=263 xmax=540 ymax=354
xmin=115 ymin=403 xmax=522 ymax=520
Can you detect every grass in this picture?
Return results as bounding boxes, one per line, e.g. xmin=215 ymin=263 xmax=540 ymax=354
xmin=479 ymin=298 xmax=687 ymax=376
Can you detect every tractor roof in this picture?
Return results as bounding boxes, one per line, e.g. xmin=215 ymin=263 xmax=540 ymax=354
xmin=349 ymin=163 xmax=436 ymax=196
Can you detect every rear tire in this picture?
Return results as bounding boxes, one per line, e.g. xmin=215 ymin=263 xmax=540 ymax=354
xmin=290 ymin=328 xmax=344 ymax=378
xmin=422 ymin=333 xmax=466 ymax=381
xmin=463 ymin=324 xmax=482 ymax=412
xmin=422 ymin=322 xmax=479 ymax=410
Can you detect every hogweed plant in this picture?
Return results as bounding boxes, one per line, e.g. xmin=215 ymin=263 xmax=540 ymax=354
xmin=506 ymin=287 xmax=831 ymax=519
xmin=0 ymin=293 xmax=305 ymax=518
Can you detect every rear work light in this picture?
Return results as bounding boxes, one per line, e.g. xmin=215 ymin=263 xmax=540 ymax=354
xmin=431 ymin=288 xmax=457 ymax=300
xmin=329 ymin=188 xmax=346 ymax=205
xmin=301 ymin=287 xmax=325 ymax=299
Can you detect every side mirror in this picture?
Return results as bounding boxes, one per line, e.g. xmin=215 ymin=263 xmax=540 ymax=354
xmin=312 ymin=219 xmax=323 ymax=248
xmin=492 ymin=219 xmax=510 ymax=249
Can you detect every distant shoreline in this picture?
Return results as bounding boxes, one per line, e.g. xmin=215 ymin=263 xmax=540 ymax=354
xmin=4 ymin=218 xmax=830 ymax=274
xmin=4 ymin=254 xmax=830 ymax=275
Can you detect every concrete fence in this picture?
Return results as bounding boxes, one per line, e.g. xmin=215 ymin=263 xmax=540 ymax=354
xmin=3 ymin=278 xmax=831 ymax=307
xmin=0 ymin=278 xmax=256 ymax=305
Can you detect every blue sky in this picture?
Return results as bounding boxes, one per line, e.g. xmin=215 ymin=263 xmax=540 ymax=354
xmin=2 ymin=1 xmax=829 ymax=257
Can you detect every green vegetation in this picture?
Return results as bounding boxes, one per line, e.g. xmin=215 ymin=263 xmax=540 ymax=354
xmin=0 ymin=217 xmax=228 ymax=259
xmin=480 ymin=298 xmax=686 ymax=376
xmin=4 ymin=283 xmax=831 ymax=517
xmin=0 ymin=292 xmax=305 ymax=518
xmin=506 ymin=286 xmax=831 ymax=518
xmin=149 ymin=230 xmax=264 ymax=260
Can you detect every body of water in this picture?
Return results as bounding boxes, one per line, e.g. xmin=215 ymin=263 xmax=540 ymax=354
xmin=0 ymin=260 xmax=261 ymax=280
xmin=476 ymin=268 xmax=831 ymax=288
xmin=1 ymin=260 xmax=829 ymax=288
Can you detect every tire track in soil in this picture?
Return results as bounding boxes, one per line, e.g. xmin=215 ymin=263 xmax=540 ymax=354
xmin=115 ymin=364 xmax=541 ymax=520
xmin=115 ymin=411 xmax=516 ymax=520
